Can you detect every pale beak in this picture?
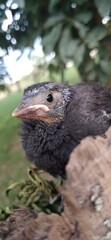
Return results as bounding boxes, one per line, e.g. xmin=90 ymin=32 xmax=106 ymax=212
xmin=12 ymin=100 xmax=49 ymax=119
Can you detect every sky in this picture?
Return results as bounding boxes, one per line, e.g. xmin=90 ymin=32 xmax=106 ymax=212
xmin=4 ymin=49 xmax=33 ymax=83
xmin=3 ymin=39 xmax=44 ymax=83
xmin=0 ymin=4 xmax=44 ymax=83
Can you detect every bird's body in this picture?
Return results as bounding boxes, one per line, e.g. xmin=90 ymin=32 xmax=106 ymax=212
xmin=12 ymin=82 xmax=111 ymax=178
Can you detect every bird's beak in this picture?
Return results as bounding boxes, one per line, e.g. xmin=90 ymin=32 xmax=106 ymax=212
xmin=12 ymin=99 xmax=49 ymax=119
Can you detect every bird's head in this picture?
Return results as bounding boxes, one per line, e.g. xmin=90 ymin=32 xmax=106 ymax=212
xmin=12 ymin=82 xmax=71 ymax=124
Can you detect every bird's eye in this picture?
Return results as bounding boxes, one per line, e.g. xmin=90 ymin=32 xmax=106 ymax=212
xmin=46 ymin=93 xmax=53 ymax=103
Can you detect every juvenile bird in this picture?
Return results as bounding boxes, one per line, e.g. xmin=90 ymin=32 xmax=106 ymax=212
xmin=12 ymin=82 xmax=111 ymax=178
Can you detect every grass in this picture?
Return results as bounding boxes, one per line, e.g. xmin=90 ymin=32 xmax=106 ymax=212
xmin=0 ymin=91 xmax=29 ymax=207
xmin=0 ymin=66 xmax=81 ymax=207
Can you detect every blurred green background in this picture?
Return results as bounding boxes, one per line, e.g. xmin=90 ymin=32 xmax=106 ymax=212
xmin=0 ymin=0 xmax=111 ymax=207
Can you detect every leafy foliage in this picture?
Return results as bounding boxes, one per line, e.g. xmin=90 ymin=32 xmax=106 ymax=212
xmin=0 ymin=166 xmax=63 ymax=220
xmin=0 ymin=0 xmax=111 ymax=82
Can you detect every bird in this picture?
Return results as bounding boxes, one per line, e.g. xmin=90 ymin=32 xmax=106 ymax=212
xmin=12 ymin=81 xmax=111 ymax=178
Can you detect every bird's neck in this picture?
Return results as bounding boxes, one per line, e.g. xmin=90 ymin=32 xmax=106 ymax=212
xmin=21 ymin=119 xmax=64 ymax=153
xmin=28 ymin=119 xmax=62 ymax=131
xmin=34 ymin=120 xmax=64 ymax=139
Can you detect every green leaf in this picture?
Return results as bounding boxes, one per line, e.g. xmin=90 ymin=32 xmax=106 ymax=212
xmin=74 ymin=11 xmax=93 ymax=23
xmin=86 ymin=26 xmax=107 ymax=48
xmin=59 ymin=27 xmax=86 ymax=64
xmin=58 ymin=28 xmax=73 ymax=61
xmin=6 ymin=181 xmax=24 ymax=197
xmin=73 ymin=21 xmax=87 ymax=38
xmin=66 ymin=40 xmax=80 ymax=58
xmin=4 ymin=166 xmax=63 ymax=216
xmin=74 ymin=0 xmax=88 ymax=6
xmin=49 ymin=0 xmax=60 ymax=11
xmin=44 ymin=13 xmax=65 ymax=29
xmin=100 ymin=60 xmax=111 ymax=74
xmin=73 ymin=43 xmax=86 ymax=67
xmin=42 ymin=23 xmax=62 ymax=54
xmin=95 ymin=0 xmax=111 ymax=18
xmin=59 ymin=28 xmax=81 ymax=61
xmin=24 ymin=0 xmax=38 ymax=14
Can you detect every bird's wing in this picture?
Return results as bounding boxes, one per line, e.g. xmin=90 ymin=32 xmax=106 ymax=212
xmin=65 ymin=83 xmax=111 ymax=139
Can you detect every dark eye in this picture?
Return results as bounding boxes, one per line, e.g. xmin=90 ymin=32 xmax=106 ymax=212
xmin=46 ymin=93 xmax=53 ymax=103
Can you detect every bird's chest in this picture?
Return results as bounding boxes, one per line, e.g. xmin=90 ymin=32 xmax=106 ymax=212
xmin=22 ymin=123 xmax=63 ymax=158
xmin=21 ymin=121 xmax=76 ymax=177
